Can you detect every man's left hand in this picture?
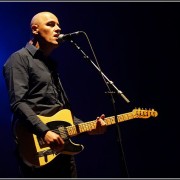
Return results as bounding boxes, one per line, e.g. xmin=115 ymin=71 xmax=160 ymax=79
xmin=88 ymin=114 xmax=107 ymax=135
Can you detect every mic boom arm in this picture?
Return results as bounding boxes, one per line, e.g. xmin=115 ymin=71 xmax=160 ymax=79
xmin=69 ymin=39 xmax=130 ymax=103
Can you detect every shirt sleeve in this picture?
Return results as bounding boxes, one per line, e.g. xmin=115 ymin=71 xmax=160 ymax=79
xmin=3 ymin=51 xmax=50 ymax=137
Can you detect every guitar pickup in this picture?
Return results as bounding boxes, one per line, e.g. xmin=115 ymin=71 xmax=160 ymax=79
xmin=38 ymin=137 xmax=46 ymax=146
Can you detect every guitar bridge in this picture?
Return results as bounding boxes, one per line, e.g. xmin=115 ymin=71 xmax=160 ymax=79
xmin=36 ymin=149 xmax=55 ymax=157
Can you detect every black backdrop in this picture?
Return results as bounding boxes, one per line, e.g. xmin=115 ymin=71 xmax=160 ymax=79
xmin=0 ymin=2 xmax=180 ymax=178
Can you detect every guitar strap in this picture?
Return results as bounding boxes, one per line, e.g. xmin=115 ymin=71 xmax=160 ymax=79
xmin=52 ymin=72 xmax=71 ymax=110
xmin=44 ymin=58 xmax=71 ymax=110
xmin=52 ymin=72 xmax=83 ymax=125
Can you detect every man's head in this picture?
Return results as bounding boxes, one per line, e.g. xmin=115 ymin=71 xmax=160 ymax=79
xmin=30 ymin=11 xmax=61 ymax=54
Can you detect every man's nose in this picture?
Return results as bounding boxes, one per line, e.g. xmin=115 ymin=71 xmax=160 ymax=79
xmin=55 ymin=25 xmax=61 ymax=33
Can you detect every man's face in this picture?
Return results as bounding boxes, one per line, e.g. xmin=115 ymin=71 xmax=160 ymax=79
xmin=33 ymin=12 xmax=61 ymax=47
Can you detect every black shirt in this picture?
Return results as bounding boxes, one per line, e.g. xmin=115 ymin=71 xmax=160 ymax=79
xmin=3 ymin=42 xmax=82 ymax=137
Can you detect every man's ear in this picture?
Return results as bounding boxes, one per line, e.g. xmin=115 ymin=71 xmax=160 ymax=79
xmin=31 ymin=24 xmax=38 ymax=35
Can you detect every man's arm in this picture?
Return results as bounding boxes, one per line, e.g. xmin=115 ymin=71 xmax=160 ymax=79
xmin=3 ymin=52 xmax=50 ymax=137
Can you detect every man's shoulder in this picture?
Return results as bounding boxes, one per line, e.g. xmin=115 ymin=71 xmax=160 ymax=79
xmin=3 ymin=46 xmax=29 ymax=68
xmin=10 ymin=46 xmax=28 ymax=57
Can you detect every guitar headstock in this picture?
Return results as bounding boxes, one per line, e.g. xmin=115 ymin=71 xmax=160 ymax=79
xmin=132 ymin=108 xmax=158 ymax=119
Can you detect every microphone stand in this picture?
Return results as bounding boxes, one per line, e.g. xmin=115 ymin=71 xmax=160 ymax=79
xmin=69 ymin=39 xmax=130 ymax=177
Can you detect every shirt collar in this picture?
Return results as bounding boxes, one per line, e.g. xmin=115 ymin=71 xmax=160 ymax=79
xmin=25 ymin=42 xmax=45 ymax=59
xmin=25 ymin=42 xmax=38 ymax=57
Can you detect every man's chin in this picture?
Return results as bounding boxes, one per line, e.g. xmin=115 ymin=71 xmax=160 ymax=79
xmin=51 ymin=42 xmax=60 ymax=48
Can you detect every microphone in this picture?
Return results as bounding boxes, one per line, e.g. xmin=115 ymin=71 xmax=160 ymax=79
xmin=58 ymin=31 xmax=82 ymax=42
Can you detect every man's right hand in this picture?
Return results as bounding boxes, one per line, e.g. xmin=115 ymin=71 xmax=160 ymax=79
xmin=44 ymin=130 xmax=65 ymax=152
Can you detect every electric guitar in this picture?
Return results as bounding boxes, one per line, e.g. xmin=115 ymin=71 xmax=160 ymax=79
xmin=15 ymin=108 xmax=158 ymax=167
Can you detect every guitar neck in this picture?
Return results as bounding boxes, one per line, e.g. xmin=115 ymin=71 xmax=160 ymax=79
xmin=66 ymin=112 xmax=135 ymax=137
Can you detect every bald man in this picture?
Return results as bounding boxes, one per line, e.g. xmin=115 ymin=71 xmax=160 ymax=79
xmin=3 ymin=11 xmax=106 ymax=178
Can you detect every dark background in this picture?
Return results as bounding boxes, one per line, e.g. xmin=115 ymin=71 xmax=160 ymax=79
xmin=0 ymin=1 xmax=180 ymax=178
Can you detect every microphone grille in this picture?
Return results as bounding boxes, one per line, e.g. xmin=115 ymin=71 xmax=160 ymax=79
xmin=58 ymin=34 xmax=64 ymax=39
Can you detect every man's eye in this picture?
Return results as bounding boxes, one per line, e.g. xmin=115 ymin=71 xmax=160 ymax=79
xmin=47 ymin=22 xmax=55 ymax=27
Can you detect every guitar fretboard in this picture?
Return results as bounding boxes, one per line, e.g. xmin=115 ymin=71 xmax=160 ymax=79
xmin=66 ymin=112 xmax=135 ymax=136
